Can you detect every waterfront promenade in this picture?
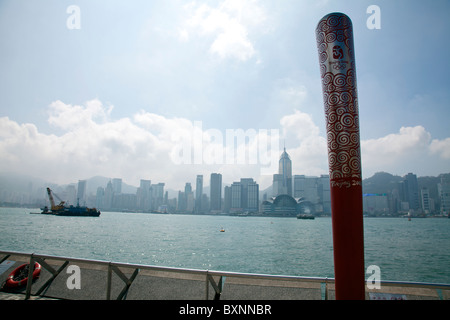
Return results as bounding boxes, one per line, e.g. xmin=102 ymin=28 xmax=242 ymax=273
xmin=1 ymin=251 xmax=449 ymax=300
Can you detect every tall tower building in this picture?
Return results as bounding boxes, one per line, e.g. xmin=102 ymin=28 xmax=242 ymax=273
xmin=273 ymin=147 xmax=292 ymax=196
xmin=224 ymin=186 xmax=231 ymax=213
xmin=230 ymin=182 xmax=242 ymax=212
xmin=77 ymin=180 xmax=87 ymax=205
xmin=138 ymin=179 xmax=151 ymax=210
xmin=421 ymin=188 xmax=431 ymax=214
xmin=438 ymin=176 xmax=450 ymax=215
xmin=195 ymin=175 xmax=203 ymax=213
xmin=246 ymin=180 xmax=259 ymax=212
xmin=210 ymin=173 xmax=222 ymax=212
xmin=404 ymin=173 xmax=419 ymax=211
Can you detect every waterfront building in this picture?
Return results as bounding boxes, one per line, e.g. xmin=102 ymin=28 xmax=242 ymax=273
xmin=137 ymin=179 xmax=151 ymax=210
xmin=77 ymin=180 xmax=87 ymax=206
xmin=261 ymin=194 xmax=315 ymax=217
xmin=245 ymin=179 xmax=259 ymax=212
xmin=185 ymin=183 xmax=194 ymax=212
xmin=363 ymin=194 xmax=389 ymax=215
xmin=293 ymin=175 xmax=331 ymax=215
xmin=273 ymin=148 xmax=292 ymax=196
xmin=195 ymin=175 xmax=203 ymax=213
xmin=179 ymin=182 xmax=194 ymax=213
xmin=438 ymin=176 xmax=450 ymax=215
xmin=223 ymin=186 xmax=231 ymax=213
xmin=104 ymin=180 xmax=114 ymax=209
xmin=177 ymin=191 xmax=186 ymax=212
xmin=229 ymin=179 xmax=259 ymax=213
xmin=150 ymin=182 xmax=165 ymax=211
xmin=272 ymin=174 xmax=283 ymax=197
xmin=112 ymin=178 xmax=122 ymax=194
xmin=201 ymin=193 xmax=209 ymax=213
xmin=294 ymin=175 xmax=319 ymax=202
xmin=210 ymin=173 xmax=222 ymax=212
xmin=319 ymin=175 xmax=331 ymax=214
xmin=112 ymin=193 xmax=137 ymax=211
xmin=420 ymin=188 xmax=431 ymax=214
xmin=230 ymin=182 xmax=241 ymax=213
xmin=400 ymin=173 xmax=420 ymax=212
xmin=95 ymin=187 xmax=104 ymax=209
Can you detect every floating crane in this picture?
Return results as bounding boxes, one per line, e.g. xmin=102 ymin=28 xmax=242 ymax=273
xmin=41 ymin=187 xmax=100 ymax=217
xmin=46 ymin=187 xmax=66 ymax=212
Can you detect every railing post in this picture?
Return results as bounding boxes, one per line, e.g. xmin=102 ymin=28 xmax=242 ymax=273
xmin=24 ymin=254 xmax=35 ymax=300
xmin=205 ymin=270 xmax=209 ymax=300
xmin=35 ymin=258 xmax=69 ymax=296
xmin=106 ymin=262 xmax=112 ymax=300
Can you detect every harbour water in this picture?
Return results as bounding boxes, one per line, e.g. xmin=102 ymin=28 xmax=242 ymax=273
xmin=0 ymin=207 xmax=449 ymax=284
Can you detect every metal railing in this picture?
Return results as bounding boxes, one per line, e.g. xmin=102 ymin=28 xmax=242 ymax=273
xmin=1 ymin=250 xmax=449 ymax=300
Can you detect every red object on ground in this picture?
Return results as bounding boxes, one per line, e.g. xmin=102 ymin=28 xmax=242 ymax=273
xmin=5 ymin=262 xmax=41 ymax=288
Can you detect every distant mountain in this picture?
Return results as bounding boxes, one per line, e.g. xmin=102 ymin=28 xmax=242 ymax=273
xmin=362 ymin=172 xmax=403 ymax=194
xmin=83 ymin=176 xmax=137 ymax=195
xmin=1 ymin=171 xmax=449 ymax=205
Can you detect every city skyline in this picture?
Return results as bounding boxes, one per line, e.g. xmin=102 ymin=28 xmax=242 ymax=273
xmin=0 ymin=1 xmax=449 ymax=191
xmin=2 ymin=145 xmax=449 ymax=216
xmin=58 ymin=169 xmax=450 ymax=216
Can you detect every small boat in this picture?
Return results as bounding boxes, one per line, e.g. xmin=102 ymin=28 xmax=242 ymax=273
xmin=220 ymin=228 xmax=225 ymax=232
xmin=297 ymin=214 xmax=315 ymax=220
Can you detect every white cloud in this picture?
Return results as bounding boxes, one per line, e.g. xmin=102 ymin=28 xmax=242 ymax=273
xmin=362 ymin=126 xmax=431 ymax=158
xmin=0 ymin=99 xmax=279 ymax=189
xmin=48 ymin=99 xmax=113 ymax=130
xmin=361 ymin=126 xmax=450 ymax=177
xmin=1 ymin=100 xmax=449 ymax=192
xmin=183 ymin=0 xmax=267 ymax=61
xmin=430 ymin=138 xmax=450 ymax=159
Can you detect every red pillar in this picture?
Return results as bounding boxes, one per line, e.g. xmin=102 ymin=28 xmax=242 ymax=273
xmin=316 ymin=12 xmax=365 ymax=300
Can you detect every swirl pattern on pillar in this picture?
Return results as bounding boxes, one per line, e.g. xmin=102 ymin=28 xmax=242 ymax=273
xmin=316 ymin=13 xmax=361 ymax=188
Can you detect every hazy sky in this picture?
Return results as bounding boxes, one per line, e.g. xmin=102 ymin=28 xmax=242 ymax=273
xmin=1 ymin=0 xmax=449 ymax=190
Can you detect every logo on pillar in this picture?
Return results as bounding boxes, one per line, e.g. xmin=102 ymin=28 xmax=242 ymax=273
xmin=333 ymin=45 xmax=344 ymax=59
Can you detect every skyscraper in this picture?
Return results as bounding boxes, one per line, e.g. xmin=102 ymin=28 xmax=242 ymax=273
xmin=246 ymin=180 xmax=259 ymax=212
xmin=137 ymin=179 xmax=151 ymax=210
xmin=77 ymin=180 xmax=87 ymax=205
xmin=404 ymin=173 xmax=420 ymax=211
xmin=230 ymin=182 xmax=241 ymax=212
xmin=195 ymin=175 xmax=203 ymax=213
xmin=421 ymin=187 xmax=431 ymax=214
xmin=210 ymin=173 xmax=222 ymax=212
xmin=273 ymin=147 xmax=292 ymax=196
xmin=224 ymin=186 xmax=231 ymax=213
xmin=438 ymin=176 xmax=450 ymax=215
xmin=178 ymin=182 xmax=194 ymax=212
xmin=229 ymin=179 xmax=259 ymax=213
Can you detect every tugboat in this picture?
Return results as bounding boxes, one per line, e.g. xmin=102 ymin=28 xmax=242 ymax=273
xmin=40 ymin=188 xmax=100 ymax=217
